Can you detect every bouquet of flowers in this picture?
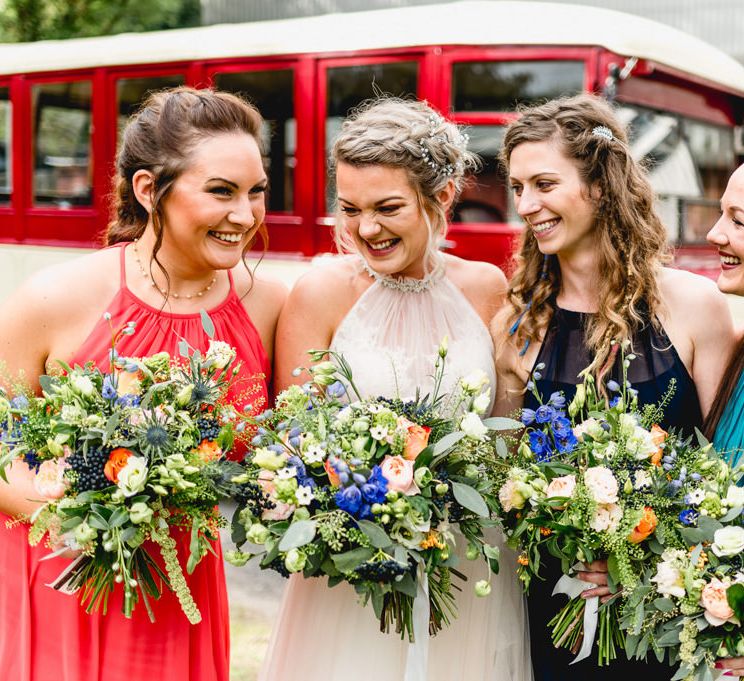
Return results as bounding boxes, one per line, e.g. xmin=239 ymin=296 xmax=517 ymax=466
xmin=620 ymin=453 xmax=743 ymax=680
xmin=0 ymin=314 xmax=248 ymax=623
xmin=494 ymin=355 xmax=737 ymax=666
xmin=228 ymin=343 xmax=516 ymax=641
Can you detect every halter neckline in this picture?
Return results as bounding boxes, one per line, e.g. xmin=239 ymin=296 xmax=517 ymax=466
xmin=357 ymin=255 xmax=445 ymax=293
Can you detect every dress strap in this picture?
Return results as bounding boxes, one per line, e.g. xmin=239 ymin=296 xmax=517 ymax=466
xmin=119 ymin=242 xmax=128 ymax=289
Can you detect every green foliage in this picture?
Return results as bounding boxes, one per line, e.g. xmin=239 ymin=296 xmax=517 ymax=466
xmin=0 ymin=0 xmax=201 ymax=43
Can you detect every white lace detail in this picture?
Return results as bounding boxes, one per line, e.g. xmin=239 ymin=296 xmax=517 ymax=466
xmin=358 ymin=256 xmax=446 ymax=294
xmin=330 ymin=269 xmax=496 ymax=411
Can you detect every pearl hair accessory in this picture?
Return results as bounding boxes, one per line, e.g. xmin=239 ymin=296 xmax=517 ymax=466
xmin=416 ymin=112 xmax=470 ymax=178
xmin=592 ymin=125 xmax=614 ymax=142
xmin=132 ymin=239 xmax=217 ymax=300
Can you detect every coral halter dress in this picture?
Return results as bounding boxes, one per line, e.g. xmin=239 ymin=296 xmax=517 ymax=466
xmin=0 ymin=243 xmax=270 ymax=681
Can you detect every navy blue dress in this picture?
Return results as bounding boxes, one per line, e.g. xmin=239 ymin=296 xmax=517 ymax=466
xmin=523 ymin=305 xmax=702 ymax=681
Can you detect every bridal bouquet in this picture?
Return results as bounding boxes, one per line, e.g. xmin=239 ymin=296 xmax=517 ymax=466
xmin=494 ymin=354 xmax=737 ymax=666
xmin=620 ymin=457 xmax=743 ymax=680
xmin=0 ymin=314 xmax=246 ymax=623
xmin=229 ymin=342 xmax=515 ymax=640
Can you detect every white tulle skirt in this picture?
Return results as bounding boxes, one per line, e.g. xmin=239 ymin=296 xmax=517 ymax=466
xmin=260 ymin=530 xmax=533 ymax=681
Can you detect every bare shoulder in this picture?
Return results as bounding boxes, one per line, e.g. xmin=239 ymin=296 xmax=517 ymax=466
xmin=287 ymin=257 xmax=362 ymax=311
xmin=658 ymin=267 xmax=729 ymax=316
xmin=2 ymin=248 xmax=119 ymax=321
xmin=445 ymin=254 xmax=508 ymax=321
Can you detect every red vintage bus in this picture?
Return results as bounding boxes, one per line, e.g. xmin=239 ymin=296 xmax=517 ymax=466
xmin=0 ymin=0 xmax=742 ymax=293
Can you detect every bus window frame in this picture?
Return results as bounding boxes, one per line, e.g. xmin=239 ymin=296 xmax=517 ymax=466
xmin=315 ymin=52 xmax=426 ymax=254
xmin=0 ymin=79 xmax=12 ymax=229
xmin=207 ymin=58 xmax=310 ymax=255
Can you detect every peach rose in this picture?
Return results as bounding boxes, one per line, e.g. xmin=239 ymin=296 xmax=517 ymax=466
xmin=257 ymin=470 xmax=294 ymax=520
xmin=628 ymin=506 xmax=657 ymax=543
xmin=701 ymin=578 xmax=735 ymax=625
xmin=399 ymin=417 xmax=431 ymax=461
xmin=195 ymin=439 xmax=222 ymax=463
xmin=104 ymin=447 xmax=134 ymax=483
xmin=545 ymin=475 xmax=577 ymax=509
xmin=116 ymin=369 xmax=143 ymax=397
xmin=381 ymin=455 xmax=420 ymax=496
xmin=650 ymin=424 xmax=667 ymax=466
xmin=34 ymin=459 xmax=68 ymax=499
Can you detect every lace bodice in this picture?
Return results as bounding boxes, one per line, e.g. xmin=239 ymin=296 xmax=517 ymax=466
xmin=330 ymin=261 xmax=496 ymax=410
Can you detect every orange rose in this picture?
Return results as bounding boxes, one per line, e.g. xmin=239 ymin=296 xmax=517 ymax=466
xmin=195 ymin=439 xmax=222 ymax=463
xmin=116 ymin=369 xmax=143 ymax=397
xmin=628 ymin=506 xmax=657 ymax=543
xmin=104 ymin=447 xmax=134 ymax=483
xmin=324 ymin=459 xmax=341 ymax=487
xmin=650 ymin=424 xmax=667 ymax=466
xmin=399 ymin=417 xmax=431 ymax=461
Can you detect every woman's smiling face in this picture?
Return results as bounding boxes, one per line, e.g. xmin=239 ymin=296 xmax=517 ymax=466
xmin=336 ymin=162 xmax=431 ymax=279
xmin=707 ymin=164 xmax=744 ymax=295
xmin=508 ymin=139 xmax=597 ymax=257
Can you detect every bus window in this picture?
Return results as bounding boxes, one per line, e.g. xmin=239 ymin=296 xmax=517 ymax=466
xmin=618 ymin=105 xmax=735 ymax=243
xmin=452 ymin=60 xmax=584 ymax=112
xmin=32 ymin=80 xmax=92 ymax=208
xmin=452 ymin=125 xmax=513 ymax=224
xmin=215 ymin=69 xmax=295 ymax=213
xmin=0 ymin=88 xmax=10 ymax=204
xmin=325 ymin=61 xmax=418 ymax=210
xmin=116 ymin=75 xmax=185 ymax=144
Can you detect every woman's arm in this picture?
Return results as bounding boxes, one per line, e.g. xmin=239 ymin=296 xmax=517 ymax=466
xmin=274 ymin=265 xmax=356 ymax=392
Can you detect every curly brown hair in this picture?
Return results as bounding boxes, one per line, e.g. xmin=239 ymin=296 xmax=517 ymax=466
xmin=499 ymin=94 xmax=672 ymax=379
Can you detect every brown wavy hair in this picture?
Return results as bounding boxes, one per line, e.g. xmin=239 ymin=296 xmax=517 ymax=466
xmin=703 ymin=336 xmax=744 ymax=439
xmin=499 ymin=94 xmax=671 ymax=379
xmin=106 ymin=86 xmax=267 ymax=289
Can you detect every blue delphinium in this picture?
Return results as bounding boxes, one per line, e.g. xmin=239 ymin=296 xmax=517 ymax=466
xmin=102 ymin=375 xmax=118 ymax=401
xmin=521 ymin=409 xmax=536 ymax=426
xmin=535 ymin=405 xmax=556 ymax=424
xmin=335 ymin=485 xmax=363 ymax=516
xmin=547 ymin=392 xmax=566 ymax=409
xmin=332 ymin=460 xmax=388 ymax=520
xmin=529 ymin=430 xmax=553 ymax=462
xmin=678 ymin=509 xmax=699 ymax=526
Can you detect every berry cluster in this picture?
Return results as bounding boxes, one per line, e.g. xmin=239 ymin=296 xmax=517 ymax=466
xmin=197 ymin=415 xmax=221 ymax=441
xmin=354 ymin=559 xmax=407 ymax=583
xmin=235 ymin=481 xmax=276 ymax=518
xmin=268 ymin=555 xmax=290 ymax=579
xmin=68 ymin=447 xmax=111 ymax=492
xmin=434 ymin=469 xmax=468 ymax=522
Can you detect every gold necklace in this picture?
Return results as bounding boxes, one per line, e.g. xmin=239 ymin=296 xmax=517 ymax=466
xmin=131 ymin=239 xmax=217 ymax=300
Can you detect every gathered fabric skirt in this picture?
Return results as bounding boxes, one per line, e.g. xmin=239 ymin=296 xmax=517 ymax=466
xmin=261 ymin=529 xmax=533 ymax=681
xmin=0 ymin=513 xmax=230 ymax=681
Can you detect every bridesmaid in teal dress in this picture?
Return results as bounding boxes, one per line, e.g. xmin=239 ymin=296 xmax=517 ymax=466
xmin=704 ymin=161 xmax=744 ymax=680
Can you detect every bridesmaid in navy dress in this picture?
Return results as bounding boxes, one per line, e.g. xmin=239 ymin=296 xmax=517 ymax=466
xmin=492 ymin=94 xmax=736 ymax=681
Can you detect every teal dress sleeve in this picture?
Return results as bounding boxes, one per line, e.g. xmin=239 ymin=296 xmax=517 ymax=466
xmin=713 ymin=368 xmax=744 ymax=471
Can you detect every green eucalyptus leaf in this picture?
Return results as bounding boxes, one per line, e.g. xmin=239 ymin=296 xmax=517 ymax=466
xmin=277 ymin=519 xmax=317 ymax=551
xmin=653 ymin=597 xmax=675 ymax=613
xmin=331 ymin=547 xmax=373 ymax=573
xmin=356 ymin=520 xmax=392 ymax=549
xmin=481 ymin=416 xmax=522 ymax=431
xmin=451 ymin=481 xmax=489 ymax=517
xmin=394 ymin=572 xmax=417 ymax=599
xmin=200 ymin=309 xmax=215 ymax=339
xmin=38 ymin=375 xmax=56 ymax=395
xmin=432 ymin=431 xmax=465 ymax=456
xmin=727 ymin=582 xmax=744 ymax=621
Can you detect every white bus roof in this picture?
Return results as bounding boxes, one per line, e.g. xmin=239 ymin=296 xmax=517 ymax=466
xmin=1 ymin=1 xmax=743 ymax=95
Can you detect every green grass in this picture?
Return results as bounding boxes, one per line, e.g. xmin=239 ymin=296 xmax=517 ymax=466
xmin=230 ymin=604 xmax=273 ymax=681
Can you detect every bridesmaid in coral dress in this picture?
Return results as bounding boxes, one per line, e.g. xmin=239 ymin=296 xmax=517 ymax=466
xmin=0 ymin=87 xmax=286 ymax=681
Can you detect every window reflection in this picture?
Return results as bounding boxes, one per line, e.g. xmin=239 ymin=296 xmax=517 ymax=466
xmin=116 ymin=75 xmax=185 ymax=145
xmin=618 ymin=105 xmax=735 ymax=242
xmin=33 ymin=81 xmax=92 ymax=208
xmin=215 ymin=69 xmax=295 ymax=213
xmin=452 ymin=126 xmax=513 ymax=224
xmin=0 ymin=88 xmax=10 ymax=203
xmin=452 ymin=61 xmax=584 ymax=112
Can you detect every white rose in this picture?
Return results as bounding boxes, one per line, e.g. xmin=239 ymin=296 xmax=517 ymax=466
xmin=117 ymin=456 xmax=148 ymax=497
xmin=472 ymin=390 xmax=492 ymax=416
xmin=460 ymin=411 xmax=487 ymax=441
xmin=625 ymin=426 xmax=657 ymax=460
xmin=461 ymin=370 xmax=489 ymax=394
xmin=634 ymin=470 xmax=652 ymax=490
xmin=70 ymin=374 xmax=95 ymax=397
xmin=724 ymin=485 xmax=744 ymax=508
xmin=206 ymin=340 xmax=236 ymax=369
xmin=573 ymin=418 xmax=604 ymax=441
xmin=651 ymin=561 xmax=686 ymax=599
xmin=546 ymin=475 xmax=577 ymax=500
xmin=711 ymin=526 xmax=744 ymax=557
xmin=584 ymin=466 xmax=619 ymax=504
xmin=589 ymin=503 xmax=622 ymax=532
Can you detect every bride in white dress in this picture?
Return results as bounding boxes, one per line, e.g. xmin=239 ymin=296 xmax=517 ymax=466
xmin=262 ymin=98 xmax=532 ymax=681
